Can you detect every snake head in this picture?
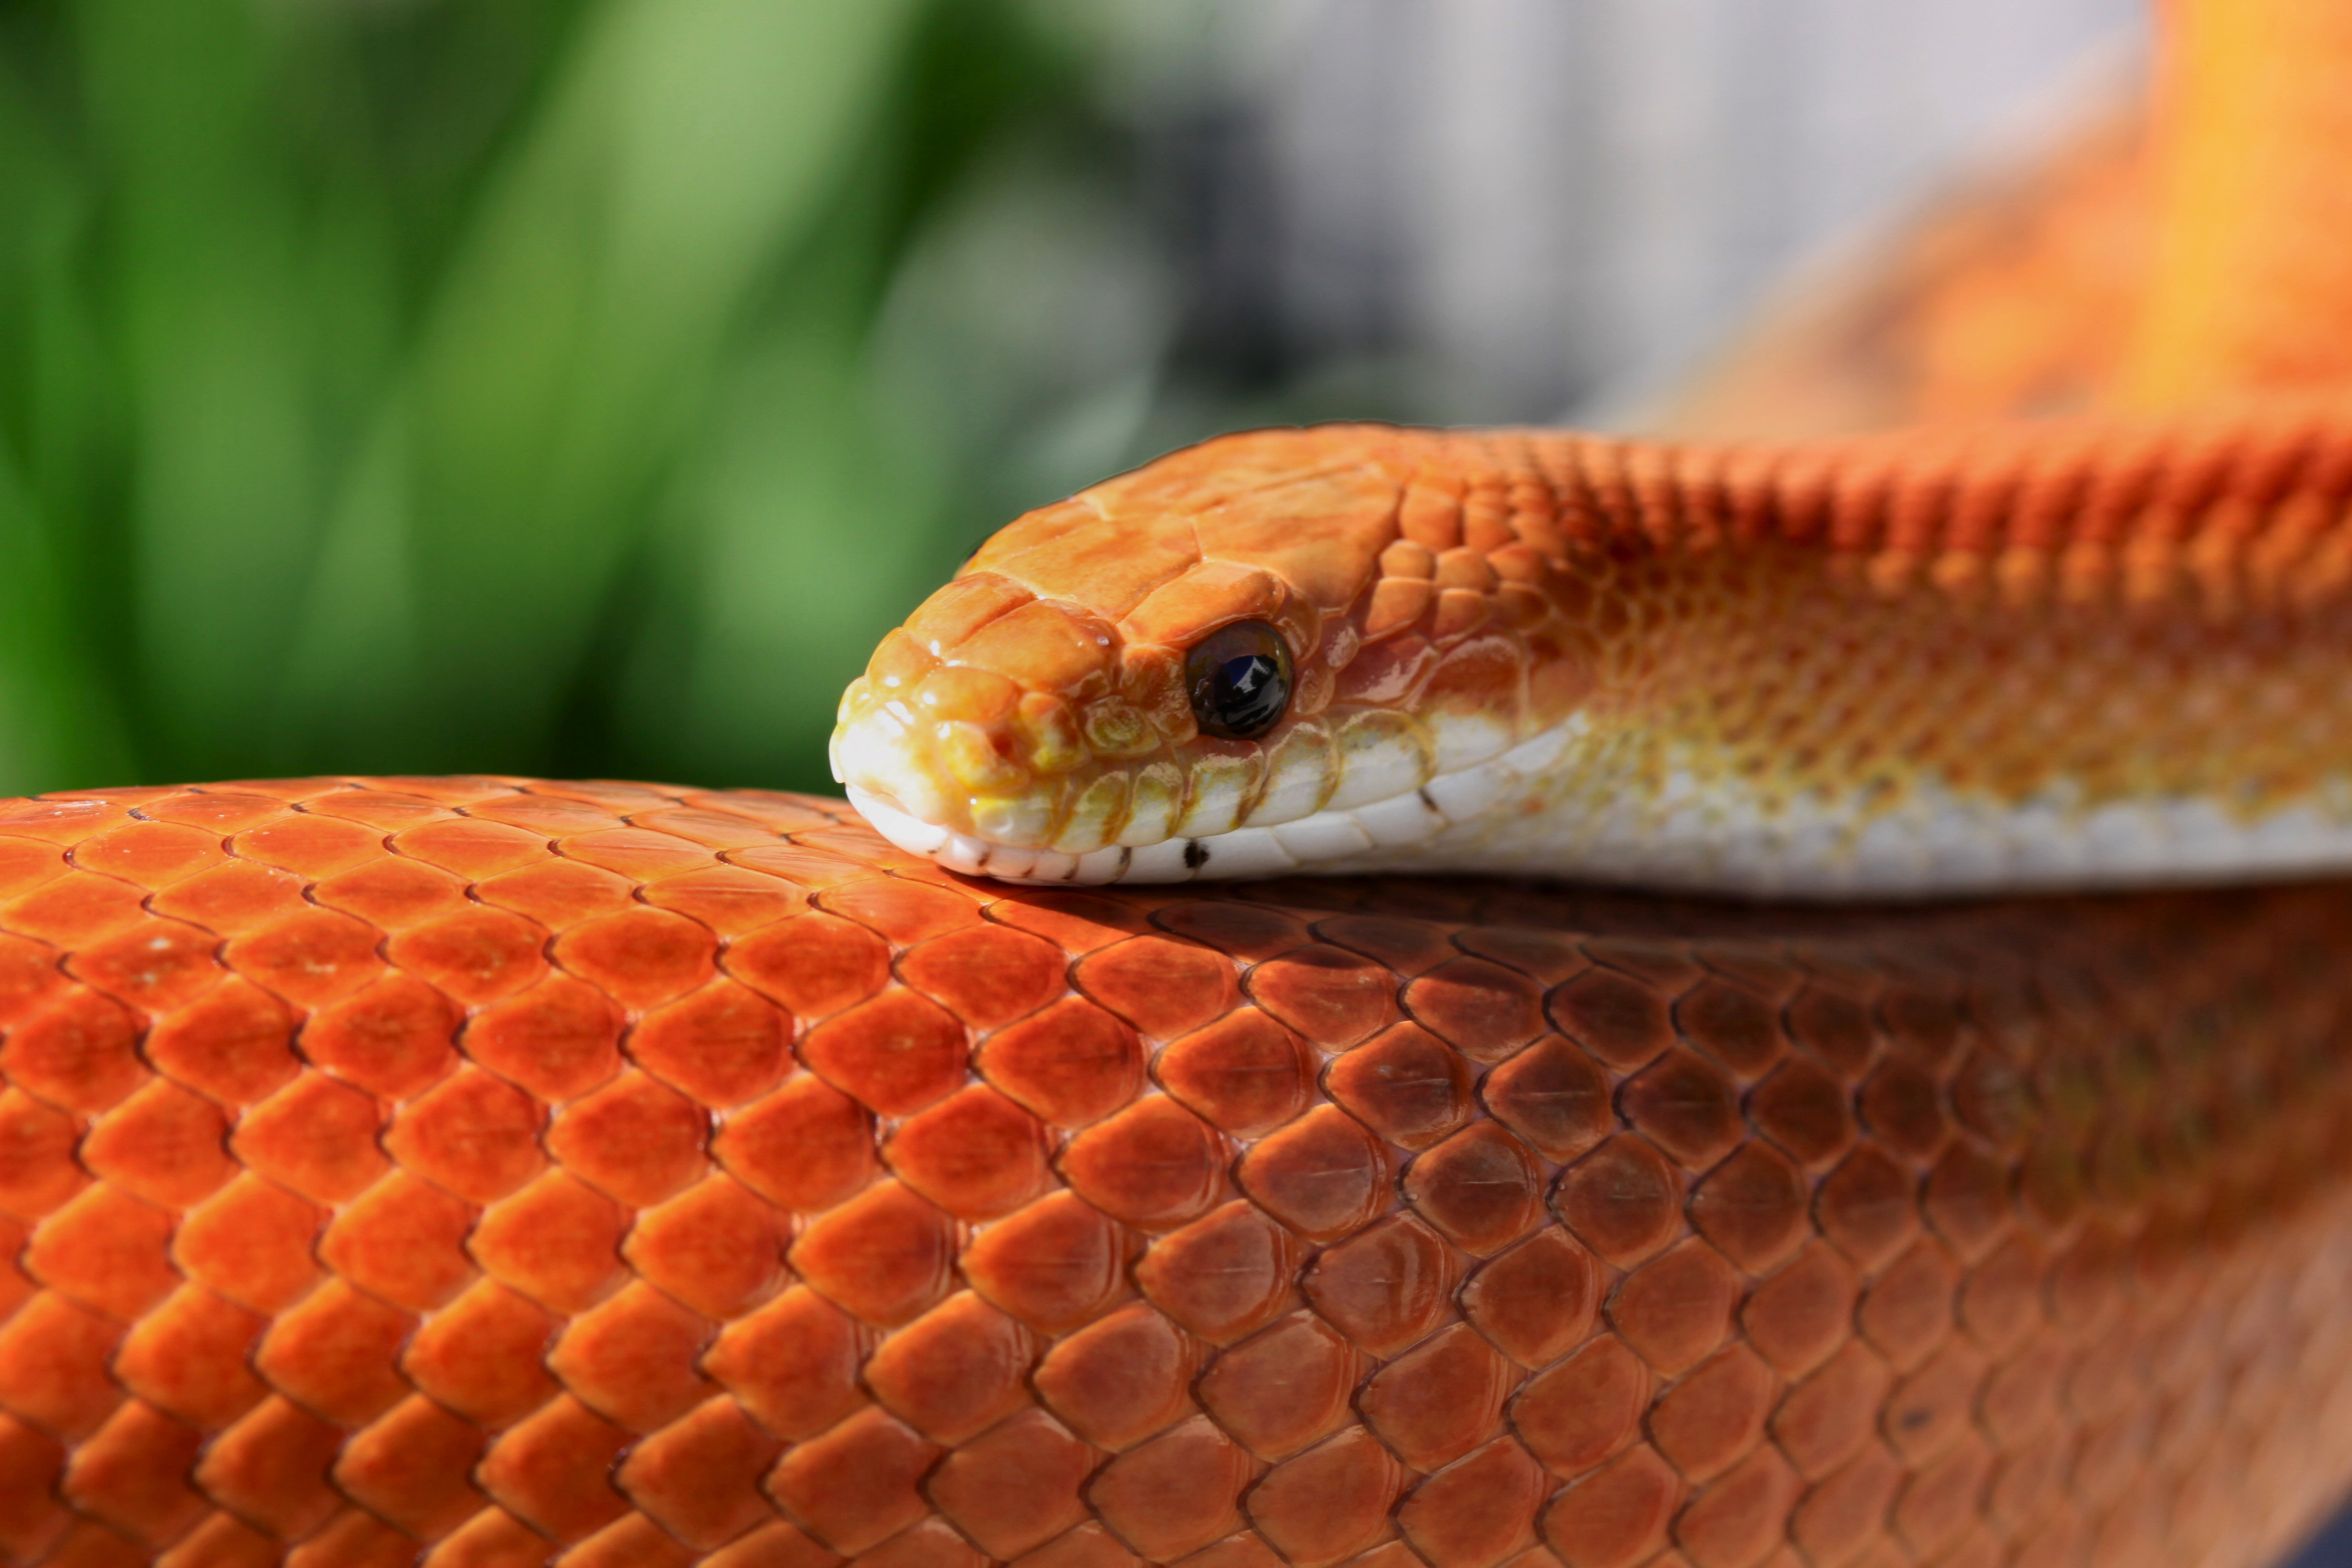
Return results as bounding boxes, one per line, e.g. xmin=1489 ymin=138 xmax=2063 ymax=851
xmin=833 ymin=426 xmax=1595 ymax=882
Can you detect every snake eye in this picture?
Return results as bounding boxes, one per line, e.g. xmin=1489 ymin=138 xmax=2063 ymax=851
xmin=1186 ymin=620 xmax=1292 ymax=740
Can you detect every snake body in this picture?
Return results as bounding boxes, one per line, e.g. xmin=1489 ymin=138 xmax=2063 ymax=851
xmin=9 ymin=2 xmax=2352 ymax=1565
xmin=1 ymin=781 xmax=2350 ymax=1568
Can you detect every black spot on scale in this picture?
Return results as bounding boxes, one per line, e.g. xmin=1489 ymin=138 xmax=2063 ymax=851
xmin=1418 ymin=788 xmax=1438 ymax=812
xmin=1183 ymin=840 xmax=1209 ymax=870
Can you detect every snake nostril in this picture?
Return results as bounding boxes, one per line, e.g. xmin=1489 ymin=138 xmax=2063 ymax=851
xmin=1186 ymin=620 xmax=1293 ymax=741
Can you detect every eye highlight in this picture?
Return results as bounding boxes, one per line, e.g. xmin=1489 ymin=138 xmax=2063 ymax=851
xmin=1186 ymin=620 xmax=1293 ymax=740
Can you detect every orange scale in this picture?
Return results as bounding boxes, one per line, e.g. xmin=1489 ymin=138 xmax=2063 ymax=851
xmin=228 ymin=814 xmax=383 ymax=879
xmin=398 ymin=1280 xmax=560 ymax=1431
xmin=1247 ymin=947 xmax=1399 ymax=1051
xmin=640 ymin=865 xmax=808 ymax=937
xmin=78 ymin=1079 xmax=235 ymax=1211
xmin=59 ymin=1399 xmax=207 ymax=1548
xmin=0 ymin=933 xmax=65 ymax=1029
xmin=469 ymin=1172 xmax=631 ymax=1317
xmin=1512 ymin=1336 xmax=1648 ymax=1481
xmin=1134 ymin=1201 xmax=1301 ymax=1347
xmin=250 ymin=1279 xmax=414 ymax=1427
xmin=1 ymin=871 xmax=151 ymax=948
xmin=64 ymin=919 xmax=220 ymax=1019
xmin=171 ymin=1176 xmax=325 ymax=1317
xmin=196 ymin=1399 xmax=343 ymax=1542
xmin=0 ymin=989 xmax=147 ymax=1114
xmin=518 ymin=778 xmax=670 ymax=809
xmin=158 ymin=1511 xmax=278 ymax=1568
xmin=223 ymin=908 xmax=386 ymax=1011
xmin=555 ymin=908 xmax=717 ymax=1013
xmin=0 ymin=797 xmax=139 ymax=846
xmin=66 ymin=821 xmax=225 ymax=891
xmin=898 ymin=923 xmax=1065 ymax=1031
xmin=316 ymin=1172 xmax=478 ymax=1313
xmin=1314 ymin=915 xmax=1459 ymax=979
xmin=1537 ymin=1445 xmax=1679 ymax=1568
xmin=621 ymin=1175 xmax=790 ymax=1322
xmin=764 ymin=1406 xmax=940 ymax=1555
xmin=713 ymin=1076 xmax=876 ymax=1215
xmin=1359 ymin=1322 xmax=1518 ymax=1472
xmin=1154 ymin=903 xmax=1310 ymax=965
xmin=1299 ymin=1213 xmax=1459 ymax=1358
xmin=133 ymin=793 xmax=292 ymax=834
xmin=329 ymin=1393 xmax=488 ymax=1540
xmin=974 ymin=996 xmax=1145 ymax=1130
xmin=1461 ymin=1228 xmax=1601 ymax=1370
xmin=787 ymin=1181 xmax=959 ymax=1330
xmin=926 ymin=1409 xmax=1096 ymax=1561
xmin=1084 ymin=1416 xmax=1253 ymax=1564
xmin=466 ymin=796 xmax=624 ymax=837
xmin=0 ymin=1218 xmax=29 ymax=1322
xmin=1031 ymin=1303 xmax=1199 ymax=1452
xmin=548 ymin=1071 xmax=710 ymax=1209
xmin=680 ymin=789 xmax=837 ymax=833
xmin=300 ymin=975 xmax=461 ymax=1101
xmin=628 ymin=806 xmax=786 ymax=851
xmin=291 ymin=789 xmax=454 ymax=833
xmin=461 ymin=976 xmax=625 ymax=1104
xmin=149 ymin=860 xmax=310 ymax=936
xmin=1405 ymin=958 xmax=1547 ymax=1063
xmin=0 ymin=836 xmax=66 ymax=904
xmin=1073 ymin=936 xmax=1237 ymax=1041
xmin=1741 ymin=1246 xmax=1860 ymax=1380
xmin=1609 ymin=1241 xmax=1739 ymax=1377
xmin=471 ymin=857 xmax=636 ymax=931
xmin=392 ymin=817 xmax=551 ymax=881
xmin=27 ymin=1186 xmax=178 ymax=1322
xmin=1234 ymin=1105 xmax=1390 ymax=1243
xmin=1405 ymin=1123 xmax=1546 ymax=1257
xmin=885 ymin=1085 xmax=1053 ymax=1222
xmin=724 ymin=843 xmax=878 ymax=891
xmin=1156 ymin=1008 xmax=1316 ymax=1137
xmin=225 ymin=1068 xmax=386 ymax=1204
xmin=1060 ymin=1097 xmax=1228 ymax=1232
xmin=612 ymin=1397 xmax=784 ymax=1552
xmin=960 ymin=1191 xmax=1132 ymax=1335
xmin=822 ymin=879 xmax=985 ymax=946
xmin=984 ymin=892 xmax=1154 ymax=955
xmin=862 ymin=1291 xmax=1037 ymax=1445
xmin=451 ymin=1507 xmax=587 ymax=1566
xmin=1548 ymin=967 xmax=1675 ymax=1072
xmin=384 ymin=1068 xmax=548 ymax=1205
xmin=725 ymin=911 xmax=891 ymax=1020
xmin=0 ymin=1293 xmax=124 ymax=1440
xmin=629 ymin=980 xmax=793 ymax=1109
xmin=546 ymin=1281 xmax=715 ymax=1433
xmin=1324 ymin=1023 xmax=1471 ymax=1151
xmin=1395 ymin=1438 xmax=1552 ymax=1568
xmin=559 ymin=827 xmax=718 ymax=883
xmin=1195 ymin=1313 xmax=1363 ymax=1460
xmin=701 ymin=1286 xmax=874 ymax=1443
xmin=800 ymin=990 xmax=968 ymax=1119
xmin=111 ymin=1286 xmax=268 ymax=1433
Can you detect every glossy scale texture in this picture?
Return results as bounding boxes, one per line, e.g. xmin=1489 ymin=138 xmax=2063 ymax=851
xmin=0 ymin=776 xmax=2347 ymax=1567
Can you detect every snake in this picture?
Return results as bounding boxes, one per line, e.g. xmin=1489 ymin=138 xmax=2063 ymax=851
xmin=4 ymin=2 xmax=2352 ymax=1566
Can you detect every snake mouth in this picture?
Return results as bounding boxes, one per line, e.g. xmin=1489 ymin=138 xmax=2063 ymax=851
xmin=846 ymin=722 xmax=1576 ymax=884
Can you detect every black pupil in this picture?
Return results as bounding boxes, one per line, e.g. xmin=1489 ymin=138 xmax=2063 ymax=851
xmin=1186 ymin=621 xmax=1292 ymax=740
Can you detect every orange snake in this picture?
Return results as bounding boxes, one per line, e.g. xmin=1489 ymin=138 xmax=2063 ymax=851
xmin=6 ymin=3 xmax=2352 ymax=1566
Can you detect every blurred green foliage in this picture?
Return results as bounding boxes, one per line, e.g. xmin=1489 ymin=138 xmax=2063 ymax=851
xmin=0 ymin=0 xmax=1201 ymax=795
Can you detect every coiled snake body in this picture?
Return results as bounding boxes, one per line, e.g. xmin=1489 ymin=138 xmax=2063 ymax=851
xmin=7 ymin=3 xmax=2352 ymax=1565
